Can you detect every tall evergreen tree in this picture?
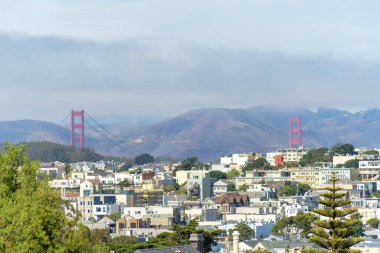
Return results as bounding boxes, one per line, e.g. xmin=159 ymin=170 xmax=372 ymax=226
xmin=302 ymin=172 xmax=364 ymax=253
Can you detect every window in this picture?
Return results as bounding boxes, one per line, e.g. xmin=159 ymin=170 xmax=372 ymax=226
xmin=83 ymin=190 xmax=90 ymax=197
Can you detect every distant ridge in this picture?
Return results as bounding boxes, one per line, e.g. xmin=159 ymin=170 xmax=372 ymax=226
xmin=2 ymin=107 xmax=380 ymax=160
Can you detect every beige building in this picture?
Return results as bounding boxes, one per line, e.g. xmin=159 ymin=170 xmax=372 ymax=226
xmin=288 ymin=167 xmax=321 ymax=188
xmin=357 ymin=207 xmax=377 ymax=223
xmin=276 ymin=148 xmax=308 ymax=163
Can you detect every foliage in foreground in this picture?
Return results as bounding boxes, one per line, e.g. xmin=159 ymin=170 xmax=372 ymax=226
xmin=0 ymin=143 xmax=104 ymax=252
xmin=272 ymin=211 xmax=318 ymax=238
xmin=302 ymin=172 xmax=364 ymax=253
xmin=106 ymin=220 xmax=223 ymax=253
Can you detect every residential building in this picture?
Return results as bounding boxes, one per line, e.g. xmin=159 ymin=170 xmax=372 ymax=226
xmin=275 ymin=148 xmax=308 ymax=163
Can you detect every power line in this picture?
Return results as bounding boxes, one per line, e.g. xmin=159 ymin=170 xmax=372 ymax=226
xmin=84 ymin=119 xmax=138 ymax=155
xmin=84 ymin=111 xmax=144 ymax=155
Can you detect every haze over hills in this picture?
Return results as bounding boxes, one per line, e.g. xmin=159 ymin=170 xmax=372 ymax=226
xmin=2 ymin=106 xmax=380 ymax=161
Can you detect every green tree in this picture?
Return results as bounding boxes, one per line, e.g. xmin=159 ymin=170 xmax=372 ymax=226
xmin=0 ymin=143 xmax=97 ymax=252
xmin=163 ymin=184 xmax=176 ymax=192
xmin=278 ymin=183 xmax=311 ymax=197
xmin=285 ymin=161 xmax=299 ymax=167
xmin=299 ymin=148 xmax=331 ymax=166
xmin=227 ymin=182 xmax=237 ymax=191
xmin=343 ymin=159 xmax=359 ymax=169
xmin=278 ymin=185 xmax=297 ymax=196
xmin=227 ymin=169 xmax=240 ymax=179
xmin=363 ymin=150 xmax=379 ymax=155
xmin=118 ymin=179 xmax=131 ymax=187
xmin=366 ymin=218 xmax=380 ymax=228
xmin=302 ymin=172 xmax=364 ymax=253
xmin=272 ymin=212 xmax=317 ymax=238
xmin=330 ymin=143 xmax=356 ymax=156
xmin=350 ymin=213 xmax=364 ymax=237
xmin=244 ymin=158 xmax=271 ymax=173
xmin=106 ymin=213 xmax=121 ymax=222
xmin=120 ymin=158 xmax=134 ymax=170
xmin=209 ymin=170 xmax=227 ymax=180
xmin=239 ymin=184 xmax=249 ymax=192
xmin=235 ymin=223 xmax=255 ymax=241
xmin=134 ymin=153 xmax=154 ymax=165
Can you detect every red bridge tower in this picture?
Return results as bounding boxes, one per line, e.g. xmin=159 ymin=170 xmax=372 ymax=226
xmin=71 ymin=110 xmax=85 ymax=148
xmin=289 ymin=117 xmax=301 ymax=148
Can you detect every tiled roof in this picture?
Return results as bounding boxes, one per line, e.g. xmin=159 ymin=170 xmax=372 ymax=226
xmin=183 ymin=201 xmax=201 ymax=206
xmin=214 ymin=192 xmax=249 ymax=205
xmin=134 ymin=245 xmax=200 ymax=253
xmin=65 ymin=192 xmax=80 ymax=198
xmin=87 ymin=179 xmax=100 ymax=184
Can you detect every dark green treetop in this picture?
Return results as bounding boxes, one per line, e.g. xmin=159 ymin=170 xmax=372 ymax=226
xmin=302 ymin=172 xmax=364 ymax=253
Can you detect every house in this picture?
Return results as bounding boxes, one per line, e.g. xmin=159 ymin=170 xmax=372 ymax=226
xmin=282 ymin=202 xmax=308 ymax=217
xmin=212 ymin=180 xmax=228 ymax=196
xmin=351 ymin=239 xmax=380 ymax=253
xmin=134 ymin=245 xmax=200 ymax=253
xmin=214 ymin=192 xmax=250 ymax=219
xmin=239 ymin=240 xmax=320 ymax=253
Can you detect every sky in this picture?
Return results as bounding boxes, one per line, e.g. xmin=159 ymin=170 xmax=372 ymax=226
xmin=1 ymin=0 xmax=380 ymax=123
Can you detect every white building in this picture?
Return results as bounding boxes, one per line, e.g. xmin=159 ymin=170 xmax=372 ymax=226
xmin=359 ymin=160 xmax=380 ymax=180
xmin=213 ymin=180 xmax=228 ymax=196
xmin=49 ymin=178 xmax=82 ymax=189
xmin=333 ymin=155 xmax=357 ymax=167
xmin=275 ymin=148 xmax=308 ymax=163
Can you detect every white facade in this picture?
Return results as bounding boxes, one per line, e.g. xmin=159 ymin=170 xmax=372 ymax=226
xmin=266 ymin=152 xmax=276 ymax=166
xmin=213 ymin=180 xmax=228 ymax=196
xmin=123 ymin=206 xmax=174 ymax=219
xmin=49 ymin=178 xmax=82 ymax=189
xmin=220 ymin=153 xmax=258 ymax=166
xmin=319 ymin=167 xmax=358 ymax=184
xmin=333 ymin=155 xmax=357 ymax=167
xmin=359 ymin=160 xmax=380 ymax=180
xmin=275 ymin=148 xmax=308 ymax=162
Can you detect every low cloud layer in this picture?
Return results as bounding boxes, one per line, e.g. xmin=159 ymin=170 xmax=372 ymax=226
xmin=1 ymin=33 xmax=380 ymax=123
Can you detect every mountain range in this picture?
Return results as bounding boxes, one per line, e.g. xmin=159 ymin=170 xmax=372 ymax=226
xmin=1 ymin=106 xmax=380 ymax=161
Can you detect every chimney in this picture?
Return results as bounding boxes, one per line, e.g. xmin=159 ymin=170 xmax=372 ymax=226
xmin=189 ymin=233 xmax=205 ymax=252
xmin=232 ymin=230 xmax=240 ymax=253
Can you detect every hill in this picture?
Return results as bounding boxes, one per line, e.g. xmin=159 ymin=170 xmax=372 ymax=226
xmin=97 ymin=107 xmax=380 ymax=160
xmin=4 ymin=107 xmax=380 ymax=161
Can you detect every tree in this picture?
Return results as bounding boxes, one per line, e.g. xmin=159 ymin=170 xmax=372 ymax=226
xmin=0 ymin=143 xmax=98 ymax=252
xmin=120 ymin=158 xmax=134 ymax=170
xmin=234 ymin=223 xmax=255 ymax=241
xmin=363 ymin=150 xmax=379 ymax=155
xmin=299 ymin=148 xmax=331 ymax=166
xmin=209 ymin=170 xmax=227 ymax=180
xmin=302 ymin=172 xmax=364 ymax=253
xmin=244 ymin=158 xmax=271 ymax=173
xmin=227 ymin=169 xmax=240 ymax=179
xmin=330 ymin=143 xmax=356 ymax=156
xmin=366 ymin=218 xmax=380 ymax=228
xmin=239 ymin=184 xmax=249 ymax=192
xmin=106 ymin=213 xmax=121 ymax=222
xmin=278 ymin=183 xmax=310 ymax=197
xmin=134 ymin=153 xmax=154 ymax=165
xmin=272 ymin=212 xmax=317 ymax=238
xmin=227 ymin=182 xmax=237 ymax=191
xmin=278 ymin=185 xmax=297 ymax=196
xmin=350 ymin=213 xmax=364 ymax=237
xmin=118 ymin=179 xmax=131 ymax=187
xmin=343 ymin=159 xmax=359 ymax=169
xmin=181 ymin=157 xmax=199 ymax=170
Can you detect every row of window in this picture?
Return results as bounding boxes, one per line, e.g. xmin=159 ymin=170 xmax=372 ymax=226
xmin=79 ymin=201 xmax=93 ymax=205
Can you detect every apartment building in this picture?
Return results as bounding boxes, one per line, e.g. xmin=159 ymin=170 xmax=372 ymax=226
xmin=359 ymin=160 xmax=380 ymax=180
xmin=275 ymin=148 xmax=308 ymax=163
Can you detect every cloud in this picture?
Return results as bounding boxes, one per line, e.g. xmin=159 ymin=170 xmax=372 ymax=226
xmin=1 ymin=33 xmax=380 ymax=122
